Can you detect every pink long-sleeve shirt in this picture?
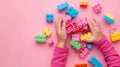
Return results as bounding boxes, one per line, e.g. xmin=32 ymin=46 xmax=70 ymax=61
xmin=51 ymin=36 xmax=120 ymax=67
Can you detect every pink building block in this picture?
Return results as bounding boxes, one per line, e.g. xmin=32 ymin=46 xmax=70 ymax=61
xmin=79 ymin=47 xmax=89 ymax=58
xmin=66 ymin=22 xmax=79 ymax=34
xmin=76 ymin=17 xmax=88 ymax=32
xmin=62 ymin=15 xmax=72 ymax=24
xmin=92 ymin=3 xmax=102 ymax=13
xmin=72 ymin=34 xmax=80 ymax=41
xmin=47 ymin=39 xmax=54 ymax=46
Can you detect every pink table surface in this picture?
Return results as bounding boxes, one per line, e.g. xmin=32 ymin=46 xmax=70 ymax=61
xmin=0 ymin=0 xmax=120 ymax=67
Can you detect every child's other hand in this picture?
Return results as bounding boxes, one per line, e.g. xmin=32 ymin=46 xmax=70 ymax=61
xmin=56 ymin=17 xmax=67 ymax=48
xmin=84 ymin=18 xmax=103 ymax=43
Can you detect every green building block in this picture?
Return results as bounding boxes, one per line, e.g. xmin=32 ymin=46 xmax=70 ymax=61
xmin=70 ymin=40 xmax=82 ymax=50
xmin=35 ymin=34 xmax=46 ymax=43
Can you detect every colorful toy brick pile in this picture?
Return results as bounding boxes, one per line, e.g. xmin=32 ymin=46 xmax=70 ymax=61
xmin=35 ymin=1 xmax=120 ymax=67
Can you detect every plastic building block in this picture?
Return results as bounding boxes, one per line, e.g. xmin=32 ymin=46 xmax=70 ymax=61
xmin=46 ymin=13 xmax=54 ymax=22
xmin=66 ymin=22 xmax=79 ymax=34
xmin=47 ymin=39 xmax=54 ymax=46
xmin=88 ymin=56 xmax=103 ymax=67
xmin=76 ymin=17 xmax=88 ymax=32
xmin=70 ymin=40 xmax=82 ymax=50
xmin=57 ymin=2 xmax=69 ymax=11
xmin=106 ymin=13 xmax=114 ymax=19
xmin=79 ymin=47 xmax=89 ymax=58
xmin=86 ymin=43 xmax=93 ymax=50
xmin=110 ymin=32 xmax=120 ymax=42
xmin=72 ymin=34 xmax=80 ymax=41
xmin=66 ymin=7 xmax=79 ymax=18
xmin=62 ymin=15 xmax=72 ymax=23
xmin=43 ymin=28 xmax=51 ymax=37
xmin=75 ymin=64 xmax=88 ymax=67
xmin=92 ymin=3 xmax=102 ymax=13
xmin=103 ymin=13 xmax=115 ymax=24
xmin=35 ymin=34 xmax=46 ymax=43
xmin=80 ymin=1 xmax=88 ymax=7
xmin=80 ymin=32 xmax=92 ymax=41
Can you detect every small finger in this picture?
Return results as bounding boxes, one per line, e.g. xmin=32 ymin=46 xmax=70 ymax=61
xmin=62 ymin=22 xmax=66 ymax=33
xmin=56 ymin=17 xmax=62 ymax=31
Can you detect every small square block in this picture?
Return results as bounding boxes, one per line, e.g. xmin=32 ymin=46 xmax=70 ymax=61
xmin=46 ymin=13 xmax=54 ymax=22
xmin=47 ymin=39 xmax=54 ymax=46
xmin=43 ymin=28 xmax=51 ymax=37
xmin=86 ymin=43 xmax=93 ymax=50
xmin=92 ymin=3 xmax=102 ymax=13
xmin=35 ymin=34 xmax=46 ymax=43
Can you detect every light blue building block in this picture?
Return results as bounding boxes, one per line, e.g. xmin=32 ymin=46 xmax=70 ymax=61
xmin=66 ymin=7 xmax=79 ymax=18
xmin=57 ymin=2 xmax=69 ymax=11
xmin=46 ymin=13 xmax=54 ymax=22
xmin=88 ymin=56 xmax=103 ymax=67
xmin=86 ymin=43 xmax=93 ymax=50
xmin=103 ymin=16 xmax=115 ymax=24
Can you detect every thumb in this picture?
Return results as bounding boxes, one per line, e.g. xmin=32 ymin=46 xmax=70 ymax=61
xmin=84 ymin=36 xmax=94 ymax=43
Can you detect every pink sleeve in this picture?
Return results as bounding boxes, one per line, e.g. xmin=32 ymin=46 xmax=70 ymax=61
xmin=51 ymin=46 xmax=69 ymax=67
xmin=95 ymin=36 xmax=120 ymax=67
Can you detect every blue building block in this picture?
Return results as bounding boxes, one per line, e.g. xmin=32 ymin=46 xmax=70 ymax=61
xmin=57 ymin=2 xmax=69 ymax=11
xmin=66 ymin=7 xmax=79 ymax=18
xmin=103 ymin=16 xmax=115 ymax=24
xmin=46 ymin=14 xmax=54 ymax=22
xmin=86 ymin=43 xmax=93 ymax=50
xmin=88 ymin=56 xmax=103 ymax=67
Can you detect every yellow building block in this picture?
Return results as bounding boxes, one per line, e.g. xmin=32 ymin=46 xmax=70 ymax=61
xmin=80 ymin=32 xmax=92 ymax=41
xmin=110 ymin=32 xmax=120 ymax=42
xmin=43 ymin=28 xmax=51 ymax=37
xmin=106 ymin=13 xmax=114 ymax=19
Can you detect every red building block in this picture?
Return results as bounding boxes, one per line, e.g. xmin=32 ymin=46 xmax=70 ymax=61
xmin=66 ymin=22 xmax=79 ymax=34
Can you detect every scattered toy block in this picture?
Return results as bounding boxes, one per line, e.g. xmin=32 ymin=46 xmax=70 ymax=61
xmin=72 ymin=34 xmax=80 ymax=41
xmin=110 ymin=32 xmax=120 ymax=42
xmin=70 ymin=40 xmax=82 ymax=50
xmin=80 ymin=32 xmax=92 ymax=41
xmin=66 ymin=22 xmax=79 ymax=34
xmin=57 ymin=2 xmax=69 ymax=11
xmin=103 ymin=13 xmax=115 ymax=24
xmin=80 ymin=1 xmax=88 ymax=7
xmin=86 ymin=43 xmax=93 ymax=50
xmin=76 ymin=17 xmax=88 ymax=32
xmin=92 ymin=3 xmax=102 ymax=13
xmin=62 ymin=15 xmax=72 ymax=23
xmin=106 ymin=13 xmax=114 ymax=19
xmin=88 ymin=56 xmax=103 ymax=67
xmin=35 ymin=34 xmax=46 ymax=43
xmin=79 ymin=47 xmax=89 ymax=58
xmin=43 ymin=28 xmax=51 ymax=36
xmin=47 ymin=39 xmax=54 ymax=46
xmin=46 ymin=13 xmax=54 ymax=22
xmin=66 ymin=7 xmax=79 ymax=18
xmin=75 ymin=64 xmax=88 ymax=67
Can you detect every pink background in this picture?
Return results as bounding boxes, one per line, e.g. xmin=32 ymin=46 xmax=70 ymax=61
xmin=0 ymin=0 xmax=120 ymax=67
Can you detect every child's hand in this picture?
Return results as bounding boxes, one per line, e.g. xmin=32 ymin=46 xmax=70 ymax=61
xmin=84 ymin=18 xmax=103 ymax=43
xmin=56 ymin=17 xmax=67 ymax=48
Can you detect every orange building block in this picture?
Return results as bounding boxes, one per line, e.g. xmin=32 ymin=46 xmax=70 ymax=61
xmin=80 ymin=1 xmax=88 ymax=7
xmin=75 ymin=64 xmax=88 ymax=67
